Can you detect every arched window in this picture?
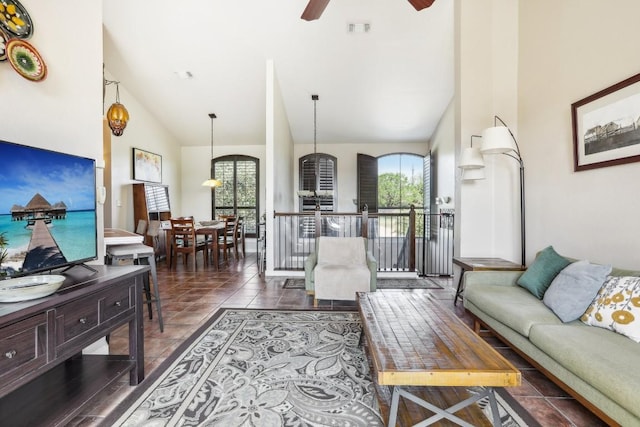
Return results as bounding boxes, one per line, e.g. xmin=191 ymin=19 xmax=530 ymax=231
xmin=298 ymin=153 xmax=337 ymax=212
xmin=212 ymin=155 xmax=259 ymax=236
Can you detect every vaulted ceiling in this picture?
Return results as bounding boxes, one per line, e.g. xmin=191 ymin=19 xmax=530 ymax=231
xmin=102 ymin=0 xmax=453 ymax=148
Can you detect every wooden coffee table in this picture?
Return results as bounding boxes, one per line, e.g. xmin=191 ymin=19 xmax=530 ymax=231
xmin=357 ymin=290 xmax=520 ymax=426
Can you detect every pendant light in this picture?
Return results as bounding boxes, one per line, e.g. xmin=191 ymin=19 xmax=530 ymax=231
xmin=103 ymin=77 xmax=130 ymax=137
xmin=297 ymin=94 xmax=332 ymax=199
xmin=202 ymin=113 xmax=222 ymax=188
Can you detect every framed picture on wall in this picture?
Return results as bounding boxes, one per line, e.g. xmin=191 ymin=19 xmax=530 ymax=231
xmin=132 ymin=147 xmax=162 ymax=183
xmin=572 ymin=72 xmax=640 ymax=171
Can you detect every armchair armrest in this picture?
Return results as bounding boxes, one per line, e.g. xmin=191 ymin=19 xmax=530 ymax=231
xmin=304 ymin=252 xmax=318 ymax=292
xmin=462 ymin=270 xmax=524 ymax=289
xmin=366 ymin=251 xmax=377 ymax=291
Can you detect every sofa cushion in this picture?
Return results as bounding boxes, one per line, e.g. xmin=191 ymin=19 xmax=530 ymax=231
xmin=543 ymin=260 xmax=612 ymax=322
xmin=529 ymin=323 xmax=640 ymax=419
xmin=464 ymin=283 xmax=561 ymax=337
xmin=582 ymin=276 xmax=640 ymax=342
xmin=517 ymin=246 xmax=571 ymax=299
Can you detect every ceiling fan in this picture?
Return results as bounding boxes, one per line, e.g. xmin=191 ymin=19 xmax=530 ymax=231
xmin=301 ymin=0 xmax=435 ymax=21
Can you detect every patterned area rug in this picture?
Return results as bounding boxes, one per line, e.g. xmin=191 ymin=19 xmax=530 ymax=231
xmin=107 ymin=309 xmax=534 ymax=427
xmin=283 ymin=277 xmax=443 ymax=290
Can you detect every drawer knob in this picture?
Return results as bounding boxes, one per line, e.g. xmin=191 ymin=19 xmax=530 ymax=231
xmin=5 ymin=350 xmax=17 ymax=359
xmin=79 ymin=317 xmax=88 ymax=324
xmin=114 ymin=301 xmax=122 ymax=307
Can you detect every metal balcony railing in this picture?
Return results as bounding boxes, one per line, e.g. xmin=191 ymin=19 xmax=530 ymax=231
xmin=272 ymin=207 xmax=453 ymax=276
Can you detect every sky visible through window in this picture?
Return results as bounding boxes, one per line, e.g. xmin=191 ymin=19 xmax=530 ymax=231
xmin=377 ymin=153 xmax=424 ymax=209
xmin=378 ymin=154 xmax=423 ymax=177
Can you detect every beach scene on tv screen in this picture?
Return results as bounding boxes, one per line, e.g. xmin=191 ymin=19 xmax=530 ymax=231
xmin=0 ymin=142 xmax=97 ymax=276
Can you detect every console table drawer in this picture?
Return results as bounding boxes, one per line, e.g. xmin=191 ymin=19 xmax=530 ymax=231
xmin=0 ymin=314 xmax=47 ymax=386
xmin=101 ymin=280 xmax=133 ymax=322
xmin=56 ymin=295 xmax=99 ymax=345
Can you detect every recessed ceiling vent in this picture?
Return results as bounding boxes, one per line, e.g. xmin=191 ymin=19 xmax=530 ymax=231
xmin=347 ymin=22 xmax=371 ymax=34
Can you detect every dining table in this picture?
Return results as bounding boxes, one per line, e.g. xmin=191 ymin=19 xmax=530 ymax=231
xmin=163 ymin=222 xmax=225 ymax=269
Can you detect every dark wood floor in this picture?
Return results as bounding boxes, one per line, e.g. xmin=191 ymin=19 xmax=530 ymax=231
xmin=66 ymin=253 xmax=605 ymax=426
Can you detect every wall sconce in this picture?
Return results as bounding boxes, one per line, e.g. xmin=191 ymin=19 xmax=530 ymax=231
xmin=459 ymin=134 xmax=485 ymax=180
xmin=104 ymin=78 xmax=130 ymax=136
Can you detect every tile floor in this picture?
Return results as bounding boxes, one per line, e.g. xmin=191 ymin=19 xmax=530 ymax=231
xmin=66 ymin=253 xmax=606 ymax=426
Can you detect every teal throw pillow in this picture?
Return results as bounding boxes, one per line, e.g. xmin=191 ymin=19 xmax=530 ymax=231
xmin=517 ymin=246 xmax=571 ymax=299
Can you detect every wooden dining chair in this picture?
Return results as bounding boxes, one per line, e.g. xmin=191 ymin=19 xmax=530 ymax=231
xmin=234 ymin=216 xmax=246 ymax=258
xmin=169 ymin=217 xmax=208 ymax=270
xmin=218 ymin=216 xmax=237 ymax=262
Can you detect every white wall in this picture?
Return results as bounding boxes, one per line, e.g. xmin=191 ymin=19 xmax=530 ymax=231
xmin=455 ymin=0 xmax=520 ymax=263
xmin=293 ymin=142 xmax=429 ymax=213
xmin=430 ymin=99 xmax=456 ymax=210
xmin=103 ymin=71 xmax=183 ymax=231
xmin=519 ymin=0 xmax=640 ymax=269
xmin=181 ymin=144 xmax=266 ymax=222
xmin=0 ymin=1 xmax=105 ymax=258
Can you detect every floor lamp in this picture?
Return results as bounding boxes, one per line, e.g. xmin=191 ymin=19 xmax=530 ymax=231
xmin=481 ymin=116 xmax=526 ymax=267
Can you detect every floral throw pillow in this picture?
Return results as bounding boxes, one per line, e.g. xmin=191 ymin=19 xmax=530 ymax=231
xmin=581 ymin=276 xmax=640 ymax=342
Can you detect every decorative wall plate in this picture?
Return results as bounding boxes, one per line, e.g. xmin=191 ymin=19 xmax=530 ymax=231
xmin=0 ymin=28 xmax=7 ymax=61
xmin=0 ymin=0 xmax=33 ymax=39
xmin=0 ymin=275 xmax=65 ymax=302
xmin=7 ymin=38 xmax=46 ymax=81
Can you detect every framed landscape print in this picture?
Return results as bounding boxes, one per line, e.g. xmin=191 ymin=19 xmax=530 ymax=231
xmin=133 ymin=147 xmax=162 ymax=183
xmin=572 ymin=72 xmax=640 ymax=171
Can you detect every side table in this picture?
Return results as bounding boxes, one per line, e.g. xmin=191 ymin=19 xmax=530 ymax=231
xmin=453 ymin=257 xmax=526 ymax=305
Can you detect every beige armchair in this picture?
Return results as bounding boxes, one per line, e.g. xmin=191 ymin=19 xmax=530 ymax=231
xmin=304 ymin=237 xmax=377 ymax=306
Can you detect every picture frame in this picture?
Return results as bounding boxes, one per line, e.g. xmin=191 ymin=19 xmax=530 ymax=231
xmin=572 ymin=72 xmax=640 ymax=171
xmin=132 ymin=147 xmax=162 ymax=183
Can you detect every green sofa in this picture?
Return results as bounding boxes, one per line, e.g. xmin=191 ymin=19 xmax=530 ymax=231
xmin=463 ymin=265 xmax=640 ymax=426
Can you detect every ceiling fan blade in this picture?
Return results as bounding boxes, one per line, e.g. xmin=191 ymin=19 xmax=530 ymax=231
xmin=407 ymin=0 xmax=435 ymax=11
xmin=301 ymin=0 xmax=330 ymax=21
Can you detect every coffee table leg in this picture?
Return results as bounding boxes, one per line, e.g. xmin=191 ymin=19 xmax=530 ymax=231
xmin=388 ymin=386 xmax=401 ymax=426
xmin=487 ymin=387 xmax=501 ymax=427
xmin=388 ymin=386 xmax=501 ymax=427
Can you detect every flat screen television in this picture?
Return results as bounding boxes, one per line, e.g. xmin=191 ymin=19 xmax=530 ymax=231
xmin=0 ymin=139 xmax=97 ymax=278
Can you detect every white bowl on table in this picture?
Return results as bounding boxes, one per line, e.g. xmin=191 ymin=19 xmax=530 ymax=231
xmin=0 ymin=275 xmax=66 ymax=303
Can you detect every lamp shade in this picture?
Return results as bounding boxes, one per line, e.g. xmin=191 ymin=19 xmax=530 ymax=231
xmin=459 ymin=146 xmax=485 ymax=169
xmin=202 ymin=178 xmax=222 ymax=188
xmin=462 ymin=167 xmax=485 ymax=181
xmin=481 ymin=126 xmax=516 ymax=154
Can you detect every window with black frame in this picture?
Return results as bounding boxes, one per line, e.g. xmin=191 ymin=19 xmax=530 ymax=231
xmin=212 ymin=155 xmax=259 ymax=236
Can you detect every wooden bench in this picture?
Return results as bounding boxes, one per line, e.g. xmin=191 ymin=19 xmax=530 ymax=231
xmin=357 ymin=290 xmax=520 ymax=426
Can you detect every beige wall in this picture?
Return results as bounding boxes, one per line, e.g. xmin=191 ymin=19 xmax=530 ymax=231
xmin=519 ymin=0 xmax=640 ymax=268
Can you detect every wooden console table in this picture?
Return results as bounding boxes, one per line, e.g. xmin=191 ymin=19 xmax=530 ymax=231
xmin=453 ymin=257 xmax=526 ymax=306
xmin=358 ymin=290 xmax=520 ymax=426
xmin=0 ymin=265 xmax=147 ymax=426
